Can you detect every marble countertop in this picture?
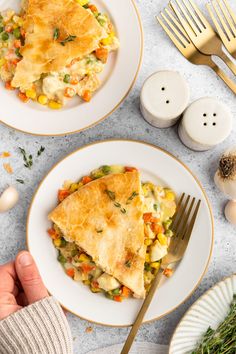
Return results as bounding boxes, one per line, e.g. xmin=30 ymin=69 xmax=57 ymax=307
xmin=0 ymin=0 xmax=236 ymax=353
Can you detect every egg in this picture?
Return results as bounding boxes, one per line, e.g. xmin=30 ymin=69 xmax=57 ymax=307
xmin=225 ymin=200 xmax=236 ymax=225
xmin=0 ymin=186 xmax=19 ymax=213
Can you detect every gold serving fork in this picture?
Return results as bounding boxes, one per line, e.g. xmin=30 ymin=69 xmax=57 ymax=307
xmin=207 ymin=0 xmax=236 ymax=59
xmin=170 ymin=0 xmax=236 ymax=75
xmin=157 ymin=7 xmax=236 ymax=94
xmin=121 ymin=194 xmax=201 ymax=354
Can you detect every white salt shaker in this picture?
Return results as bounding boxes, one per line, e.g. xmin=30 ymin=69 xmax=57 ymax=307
xmin=179 ymin=97 xmax=232 ymax=151
xmin=140 ymin=70 xmax=189 ymax=128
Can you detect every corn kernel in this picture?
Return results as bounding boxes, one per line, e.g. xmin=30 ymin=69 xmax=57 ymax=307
xmin=70 ymin=183 xmax=78 ymax=193
xmin=145 ymin=253 xmax=150 ymax=262
xmin=76 ymin=0 xmax=89 ymax=5
xmin=38 ymin=95 xmax=48 ymax=105
xmin=83 ymin=280 xmax=91 ymax=285
xmin=79 ymin=253 xmax=90 ymax=262
xmin=157 ymin=233 xmax=168 ymax=246
xmin=150 ymin=262 xmax=160 ymax=270
xmin=53 ymin=238 xmax=61 ymax=247
xmin=101 ymin=36 xmax=113 ymax=46
xmin=26 ymin=89 xmax=37 ymax=99
xmin=48 ymin=100 xmax=62 ymax=109
xmin=165 ymin=190 xmax=175 ymax=201
xmin=144 ymin=239 xmax=153 ymax=246
xmin=0 ymin=58 xmax=6 ymax=68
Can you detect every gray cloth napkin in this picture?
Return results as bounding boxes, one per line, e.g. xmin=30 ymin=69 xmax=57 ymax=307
xmin=87 ymin=342 xmax=168 ymax=354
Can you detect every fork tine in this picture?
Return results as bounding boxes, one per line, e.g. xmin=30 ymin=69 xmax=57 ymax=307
xmin=170 ymin=0 xmax=199 ymax=36
xmin=182 ymin=199 xmax=201 ymax=241
xmin=181 ymin=0 xmax=205 ymax=30
xmin=217 ymin=0 xmax=236 ymax=37
xmin=156 ymin=15 xmax=186 ymax=52
xmin=206 ymin=3 xmax=229 ymax=43
xmin=172 ymin=195 xmax=191 ymax=233
xmin=161 ymin=10 xmax=190 ymax=47
xmin=213 ymin=0 xmax=234 ymax=39
xmin=223 ymin=0 xmax=236 ymax=25
xmin=175 ymin=197 xmax=195 ymax=238
xmin=166 ymin=7 xmax=191 ymax=42
xmin=187 ymin=0 xmax=212 ymax=28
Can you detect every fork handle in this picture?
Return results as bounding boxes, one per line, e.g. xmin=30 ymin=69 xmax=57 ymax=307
xmin=217 ymin=50 xmax=236 ymax=76
xmin=120 ymin=270 xmax=163 ymax=354
xmin=208 ymin=59 xmax=236 ymax=94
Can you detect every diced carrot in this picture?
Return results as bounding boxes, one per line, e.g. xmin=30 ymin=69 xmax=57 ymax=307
xmin=5 ymin=81 xmax=15 ymax=90
xmin=150 ymin=217 xmax=160 ymax=223
xmin=81 ymin=264 xmax=95 ymax=274
xmin=20 ymin=28 xmax=25 ymax=38
xmin=3 ymin=163 xmax=13 ymax=174
xmin=114 ymin=295 xmax=123 ymax=302
xmin=14 ymin=40 xmax=21 ymax=48
xmin=12 ymin=59 xmax=21 ymax=66
xmin=0 ymin=152 xmax=11 ymax=158
xmin=18 ymin=92 xmax=29 ymax=103
xmin=58 ymin=189 xmax=70 ymax=202
xmin=91 ymin=280 xmax=99 ymax=289
xmin=95 ymin=47 xmax=109 ymax=64
xmin=64 ymin=87 xmax=76 ymax=98
xmin=82 ymin=90 xmax=92 ymax=102
xmin=70 ymin=75 xmax=79 ymax=85
xmin=5 ymin=25 xmax=13 ymax=33
xmin=150 ymin=223 xmax=164 ymax=235
xmin=66 ymin=268 xmax=75 ymax=278
xmin=121 ymin=286 xmax=131 ymax=298
xmin=163 ymin=268 xmax=173 ymax=278
xmin=88 ymin=4 xmax=98 ymax=12
xmin=82 ymin=176 xmax=93 ymax=184
xmin=125 ymin=166 xmax=138 ymax=172
xmin=47 ymin=228 xmax=59 ymax=240
xmin=143 ymin=213 xmax=153 ymax=223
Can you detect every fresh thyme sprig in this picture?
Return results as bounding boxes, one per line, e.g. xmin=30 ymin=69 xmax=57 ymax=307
xmin=19 ymin=147 xmax=33 ymax=169
xmin=192 ymin=294 xmax=236 ymax=354
xmin=126 ymin=191 xmax=138 ymax=204
xmin=60 ymin=35 xmax=77 ymax=46
xmin=16 ymin=179 xmax=24 ymax=184
xmin=105 ymin=189 xmax=126 ymax=214
xmin=37 ymin=146 xmax=45 ymax=156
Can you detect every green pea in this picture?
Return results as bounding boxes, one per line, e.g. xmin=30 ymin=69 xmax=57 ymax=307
xmin=63 ymin=74 xmax=70 ymax=83
xmin=2 ymin=32 xmax=9 ymax=41
xmin=13 ymin=27 xmax=21 ymax=39
xmin=112 ymin=288 xmax=121 ymax=295
xmin=60 ymin=238 xmax=68 ymax=247
xmin=0 ymin=27 xmax=4 ymax=33
xmin=57 ymin=254 xmax=67 ymax=264
xmin=101 ymin=165 xmax=111 ymax=174
xmin=71 ymin=249 xmax=78 ymax=257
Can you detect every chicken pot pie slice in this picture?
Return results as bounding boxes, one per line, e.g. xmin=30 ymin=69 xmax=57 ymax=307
xmin=12 ymin=0 xmax=106 ymax=90
xmin=49 ymin=171 xmax=146 ymax=298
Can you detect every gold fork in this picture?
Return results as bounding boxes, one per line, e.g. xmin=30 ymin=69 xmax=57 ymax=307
xmin=170 ymin=0 xmax=236 ymax=75
xmin=120 ymin=194 xmax=201 ymax=354
xmin=157 ymin=7 xmax=236 ymax=94
xmin=207 ymin=0 xmax=236 ymax=59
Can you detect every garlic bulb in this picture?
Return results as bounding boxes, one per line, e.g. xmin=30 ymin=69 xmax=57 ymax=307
xmin=225 ymin=200 xmax=236 ymax=225
xmin=214 ymin=147 xmax=236 ymax=199
xmin=0 ymin=186 xmax=19 ymax=213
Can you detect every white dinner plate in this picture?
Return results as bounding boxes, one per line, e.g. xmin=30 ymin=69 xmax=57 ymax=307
xmin=170 ymin=274 xmax=236 ymax=354
xmin=27 ymin=140 xmax=214 ymax=326
xmin=0 ymin=0 xmax=142 ymax=136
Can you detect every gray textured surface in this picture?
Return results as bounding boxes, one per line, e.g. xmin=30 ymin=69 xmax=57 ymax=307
xmin=0 ymin=0 xmax=236 ymax=353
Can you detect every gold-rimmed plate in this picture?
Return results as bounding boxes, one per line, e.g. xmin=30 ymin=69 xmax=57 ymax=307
xmin=27 ymin=140 xmax=214 ymax=327
xmin=0 ymin=0 xmax=143 ymax=136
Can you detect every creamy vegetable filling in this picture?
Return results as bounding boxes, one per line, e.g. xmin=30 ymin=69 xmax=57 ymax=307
xmin=0 ymin=1 xmax=119 ymax=109
xmin=48 ymin=165 xmax=176 ymax=302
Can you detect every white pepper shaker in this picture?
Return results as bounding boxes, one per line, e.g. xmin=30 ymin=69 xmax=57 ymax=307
xmin=140 ymin=70 xmax=190 ymax=128
xmin=178 ymin=97 xmax=232 ymax=151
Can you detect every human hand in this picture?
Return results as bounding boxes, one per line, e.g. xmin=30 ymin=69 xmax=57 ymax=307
xmin=0 ymin=251 xmax=48 ymax=320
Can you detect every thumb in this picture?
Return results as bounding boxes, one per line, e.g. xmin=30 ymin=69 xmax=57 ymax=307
xmin=15 ymin=251 xmax=48 ymax=304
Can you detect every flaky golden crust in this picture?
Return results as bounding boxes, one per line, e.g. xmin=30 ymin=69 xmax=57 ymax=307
xmin=12 ymin=0 xmax=105 ymax=89
xmin=49 ymin=172 xmax=146 ymax=298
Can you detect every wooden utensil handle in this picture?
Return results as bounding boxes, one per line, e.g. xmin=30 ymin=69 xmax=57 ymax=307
xmin=208 ymin=59 xmax=236 ymax=94
xmin=218 ymin=50 xmax=236 ymax=76
xmin=120 ymin=271 xmax=163 ymax=354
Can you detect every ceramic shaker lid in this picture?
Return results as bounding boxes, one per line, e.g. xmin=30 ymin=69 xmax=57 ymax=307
xmin=179 ymin=97 xmax=232 ymax=151
xmin=140 ymin=70 xmax=189 ymax=128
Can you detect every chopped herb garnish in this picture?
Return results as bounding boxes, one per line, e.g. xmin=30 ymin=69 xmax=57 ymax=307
xmin=60 ymin=35 xmax=77 ymax=46
xmin=16 ymin=179 xmax=24 ymax=184
xmin=126 ymin=191 xmax=138 ymax=204
xmin=53 ymin=28 xmax=60 ymax=40
xmin=63 ymin=74 xmax=70 ymax=83
xmin=125 ymin=260 xmax=131 ymax=268
xmin=97 ymin=230 xmax=103 ymax=233
xmin=121 ymin=208 xmax=127 ymax=214
xmin=86 ymin=58 xmax=93 ymax=65
xmin=19 ymin=147 xmax=33 ymax=169
xmin=37 ymin=146 xmax=45 ymax=156
xmin=105 ymin=189 xmax=116 ymax=201
xmin=153 ymin=204 xmax=158 ymax=211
